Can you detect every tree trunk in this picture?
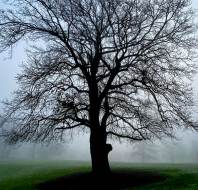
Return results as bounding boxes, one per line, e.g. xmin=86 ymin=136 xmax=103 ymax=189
xmin=88 ymin=84 xmax=112 ymax=175
xmin=90 ymin=128 xmax=112 ymax=176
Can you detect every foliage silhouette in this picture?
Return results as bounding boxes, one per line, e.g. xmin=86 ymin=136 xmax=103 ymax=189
xmin=0 ymin=0 xmax=198 ymax=175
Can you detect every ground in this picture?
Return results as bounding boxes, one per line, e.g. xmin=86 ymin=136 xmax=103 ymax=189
xmin=0 ymin=160 xmax=198 ymax=190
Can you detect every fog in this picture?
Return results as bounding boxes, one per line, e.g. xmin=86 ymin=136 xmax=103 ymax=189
xmin=1 ymin=0 xmax=198 ymax=164
xmin=1 ymin=130 xmax=198 ymax=163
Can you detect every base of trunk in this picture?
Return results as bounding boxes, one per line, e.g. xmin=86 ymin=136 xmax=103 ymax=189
xmin=90 ymin=143 xmax=112 ymax=176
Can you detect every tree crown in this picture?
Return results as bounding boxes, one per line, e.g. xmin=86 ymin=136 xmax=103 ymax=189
xmin=0 ymin=0 xmax=198 ymax=143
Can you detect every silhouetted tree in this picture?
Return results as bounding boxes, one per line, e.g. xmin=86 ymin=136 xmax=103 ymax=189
xmin=0 ymin=0 xmax=198 ymax=175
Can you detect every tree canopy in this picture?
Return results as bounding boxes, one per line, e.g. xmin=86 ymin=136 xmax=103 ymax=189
xmin=0 ymin=0 xmax=198 ymax=174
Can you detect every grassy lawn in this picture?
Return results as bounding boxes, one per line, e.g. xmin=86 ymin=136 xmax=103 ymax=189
xmin=124 ymin=164 xmax=198 ymax=190
xmin=0 ymin=160 xmax=198 ymax=190
xmin=0 ymin=160 xmax=90 ymax=190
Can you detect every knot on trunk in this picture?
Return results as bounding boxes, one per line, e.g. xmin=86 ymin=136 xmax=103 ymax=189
xmin=105 ymin=143 xmax=112 ymax=153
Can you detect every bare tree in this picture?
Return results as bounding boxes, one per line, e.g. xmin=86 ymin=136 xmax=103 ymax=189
xmin=0 ymin=0 xmax=198 ymax=175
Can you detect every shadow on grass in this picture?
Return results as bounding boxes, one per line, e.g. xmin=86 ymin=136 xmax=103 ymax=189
xmin=38 ymin=170 xmax=166 ymax=190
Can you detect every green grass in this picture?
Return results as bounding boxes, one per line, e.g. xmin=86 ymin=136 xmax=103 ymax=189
xmin=0 ymin=160 xmax=90 ymax=190
xmin=123 ymin=163 xmax=198 ymax=190
xmin=0 ymin=161 xmax=198 ymax=190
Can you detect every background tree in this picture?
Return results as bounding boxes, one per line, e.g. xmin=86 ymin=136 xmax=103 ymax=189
xmin=0 ymin=0 xmax=198 ymax=175
xmin=130 ymin=141 xmax=159 ymax=163
xmin=0 ymin=138 xmax=11 ymax=160
xmin=191 ymin=139 xmax=198 ymax=162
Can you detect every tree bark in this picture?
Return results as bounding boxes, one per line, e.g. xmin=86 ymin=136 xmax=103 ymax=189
xmin=90 ymin=127 xmax=112 ymax=175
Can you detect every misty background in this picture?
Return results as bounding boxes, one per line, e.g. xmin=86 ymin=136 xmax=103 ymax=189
xmin=0 ymin=0 xmax=198 ymax=163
